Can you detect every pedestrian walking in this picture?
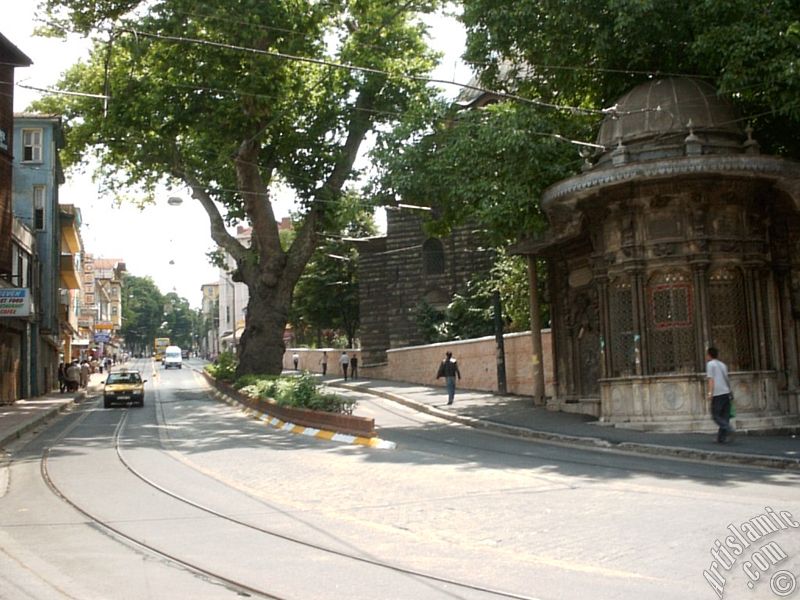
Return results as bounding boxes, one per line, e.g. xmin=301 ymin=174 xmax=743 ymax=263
xmin=58 ymin=362 xmax=67 ymax=393
xmin=292 ymin=352 xmax=300 ymax=370
xmin=350 ymin=353 xmax=358 ymax=380
xmin=436 ymin=351 xmax=461 ymax=405
xmin=339 ymin=351 xmax=350 ymax=381
xmin=706 ymin=346 xmax=734 ymax=443
xmin=320 ymin=351 xmax=328 ymax=375
xmin=65 ymin=361 xmax=81 ymax=392
xmin=79 ymin=360 xmax=90 ymax=388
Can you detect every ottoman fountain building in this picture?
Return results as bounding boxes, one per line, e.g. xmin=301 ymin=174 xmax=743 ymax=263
xmin=516 ymin=77 xmax=800 ymax=430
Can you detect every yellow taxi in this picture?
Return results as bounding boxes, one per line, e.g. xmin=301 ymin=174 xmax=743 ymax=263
xmin=103 ymin=370 xmax=147 ymax=408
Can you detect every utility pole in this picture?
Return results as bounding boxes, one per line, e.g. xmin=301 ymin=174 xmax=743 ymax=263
xmin=528 ymin=256 xmax=546 ymax=406
xmin=493 ymin=290 xmax=507 ymax=395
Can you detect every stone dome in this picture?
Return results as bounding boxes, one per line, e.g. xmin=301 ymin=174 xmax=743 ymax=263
xmin=596 ymin=78 xmax=742 ymax=150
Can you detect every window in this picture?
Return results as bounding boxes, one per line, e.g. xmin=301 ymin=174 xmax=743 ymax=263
xmin=609 ymin=278 xmax=636 ymax=376
xmin=709 ymin=268 xmax=751 ymax=371
xmin=647 ymin=271 xmax=696 ymax=374
xmin=22 ymin=129 xmax=43 ymax=162
xmin=33 ymin=185 xmax=45 ymax=230
xmin=422 ymin=238 xmax=445 ymax=275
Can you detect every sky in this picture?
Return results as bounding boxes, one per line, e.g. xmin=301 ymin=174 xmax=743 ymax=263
xmin=6 ymin=2 xmax=470 ymax=308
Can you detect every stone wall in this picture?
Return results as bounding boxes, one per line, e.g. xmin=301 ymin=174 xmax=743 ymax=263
xmin=286 ymin=330 xmax=554 ymax=398
xmin=356 ymin=210 xmax=495 ymax=366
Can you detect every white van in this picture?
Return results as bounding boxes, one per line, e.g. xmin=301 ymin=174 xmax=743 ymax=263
xmin=164 ymin=345 xmax=183 ymax=369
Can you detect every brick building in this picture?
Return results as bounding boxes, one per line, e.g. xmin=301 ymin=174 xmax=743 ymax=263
xmin=356 ymin=208 xmax=493 ymax=366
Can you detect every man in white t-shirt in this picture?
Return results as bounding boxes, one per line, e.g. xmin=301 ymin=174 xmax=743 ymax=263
xmin=706 ymin=346 xmax=733 ymax=443
xmin=339 ymin=351 xmax=350 ymax=381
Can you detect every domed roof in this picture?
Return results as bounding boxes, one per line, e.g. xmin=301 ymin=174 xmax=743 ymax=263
xmin=596 ymin=78 xmax=742 ymax=149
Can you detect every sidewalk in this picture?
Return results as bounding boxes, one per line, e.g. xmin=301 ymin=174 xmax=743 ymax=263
xmin=0 ymin=373 xmax=105 ymax=449
xmin=3 ymin=366 xmax=798 ymax=471
xmin=325 ymin=377 xmax=800 ymax=471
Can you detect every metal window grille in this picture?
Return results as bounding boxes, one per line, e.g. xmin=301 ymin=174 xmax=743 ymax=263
xmin=709 ymin=268 xmax=751 ymax=371
xmin=647 ymin=271 xmax=696 ymax=374
xmin=610 ymin=278 xmax=636 ymax=376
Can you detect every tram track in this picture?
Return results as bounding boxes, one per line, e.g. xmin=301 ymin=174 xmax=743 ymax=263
xmin=114 ymin=408 xmax=542 ymax=600
xmin=35 ymin=369 xmax=542 ymax=600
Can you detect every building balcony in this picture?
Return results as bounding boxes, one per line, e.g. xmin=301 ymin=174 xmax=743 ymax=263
xmin=60 ymin=253 xmax=81 ymax=290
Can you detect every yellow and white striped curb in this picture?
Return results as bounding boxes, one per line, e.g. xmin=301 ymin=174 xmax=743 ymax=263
xmin=256 ymin=412 xmax=396 ymax=449
xmin=211 ymin=387 xmax=396 ymax=449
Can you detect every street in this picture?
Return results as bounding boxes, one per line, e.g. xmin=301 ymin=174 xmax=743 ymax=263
xmin=1 ymin=358 xmax=798 ymax=600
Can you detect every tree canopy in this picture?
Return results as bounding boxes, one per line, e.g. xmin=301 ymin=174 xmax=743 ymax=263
xmin=289 ymin=192 xmax=377 ymax=348
xmin=460 ymin=0 xmax=800 ymax=156
xmin=374 ymin=0 xmax=800 ymax=245
xmin=36 ymin=0 xmax=444 ymax=374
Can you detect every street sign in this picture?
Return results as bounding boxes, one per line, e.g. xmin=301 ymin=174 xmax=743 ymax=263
xmin=94 ymin=333 xmax=111 ymax=343
xmin=0 ymin=288 xmax=32 ymax=317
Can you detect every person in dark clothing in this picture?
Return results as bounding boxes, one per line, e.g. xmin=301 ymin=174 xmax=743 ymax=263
xmin=58 ymin=362 xmax=67 ymax=393
xmin=350 ymin=354 xmax=358 ymax=380
xmin=436 ymin=351 xmax=462 ymax=405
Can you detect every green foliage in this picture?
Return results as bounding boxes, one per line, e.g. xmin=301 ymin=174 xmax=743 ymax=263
xmin=120 ymin=274 xmax=165 ymax=354
xmin=413 ymin=251 xmax=546 ymax=344
xmin=372 ymin=100 xmax=586 ymax=245
xmin=161 ymin=292 xmax=197 ymax=349
xmin=236 ymin=372 xmax=355 ymax=414
xmin=289 ymin=192 xmax=377 ymax=347
xmin=460 ymin=0 xmax=800 ymax=157
xmin=206 ymin=351 xmax=238 ymax=382
xmin=33 ymin=0 xmax=446 ymax=376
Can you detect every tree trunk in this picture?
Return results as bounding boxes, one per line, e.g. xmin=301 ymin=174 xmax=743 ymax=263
xmin=235 ymin=281 xmax=292 ymax=376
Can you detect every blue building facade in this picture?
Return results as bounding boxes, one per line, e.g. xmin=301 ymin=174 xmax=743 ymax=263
xmin=12 ymin=114 xmax=65 ymax=395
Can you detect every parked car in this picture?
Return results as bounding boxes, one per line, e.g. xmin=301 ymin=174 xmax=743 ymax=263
xmin=103 ymin=370 xmax=146 ymax=408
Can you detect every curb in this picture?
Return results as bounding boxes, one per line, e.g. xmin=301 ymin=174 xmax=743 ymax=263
xmin=329 ymin=383 xmax=800 ymax=471
xmin=0 ymin=387 xmax=97 ymax=448
xmin=205 ymin=383 xmax=396 ymax=450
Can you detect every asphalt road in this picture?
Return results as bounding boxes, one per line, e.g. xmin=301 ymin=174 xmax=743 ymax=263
xmin=1 ymin=358 xmax=798 ymax=600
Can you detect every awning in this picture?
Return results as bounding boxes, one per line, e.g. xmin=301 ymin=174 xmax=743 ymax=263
xmin=219 ymin=326 xmax=245 ymax=344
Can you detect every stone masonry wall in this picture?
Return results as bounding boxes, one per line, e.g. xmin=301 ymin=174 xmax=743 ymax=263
xmin=286 ymin=330 xmax=554 ymax=398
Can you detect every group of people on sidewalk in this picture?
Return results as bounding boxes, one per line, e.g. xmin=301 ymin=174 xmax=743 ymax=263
xmin=57 ymin=356 xmax=115 ymax=393
xmin=291 ymin=351 xmax=359 ymax=381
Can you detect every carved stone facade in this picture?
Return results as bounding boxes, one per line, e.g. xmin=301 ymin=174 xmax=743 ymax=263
xmin=517 ymin=78 xmax=800 ymax=429
xmin=356 ymin=209 xmax=493 ymax=366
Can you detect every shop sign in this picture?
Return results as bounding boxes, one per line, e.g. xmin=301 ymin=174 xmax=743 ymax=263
xmin=0 ymin=289 xmax=31 ymax=317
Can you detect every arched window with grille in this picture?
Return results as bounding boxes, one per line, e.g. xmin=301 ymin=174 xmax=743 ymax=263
xmin=647 ymin=271 xmax=696 ymax=374
xmin=708 ymin=267 xmax=751 ymax=371
xmin=609 ymin=277 xmax=636 ymax=376
xmin=422 ymin=238 xmax=445 ymax=275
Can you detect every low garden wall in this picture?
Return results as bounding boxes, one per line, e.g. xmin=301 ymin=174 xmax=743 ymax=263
xmin=201 ymin=370 xmax=376 ymax=437
xmin=286 ymin=330 xmax=554 ymax=398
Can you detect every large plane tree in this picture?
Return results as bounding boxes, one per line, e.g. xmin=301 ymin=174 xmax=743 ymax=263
xmin=35 ymin=0 xmax=442 ymax=375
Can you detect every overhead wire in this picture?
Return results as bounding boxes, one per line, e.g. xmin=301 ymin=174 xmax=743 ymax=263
xmin=7 ymin=18 xmax=794 ymax=218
